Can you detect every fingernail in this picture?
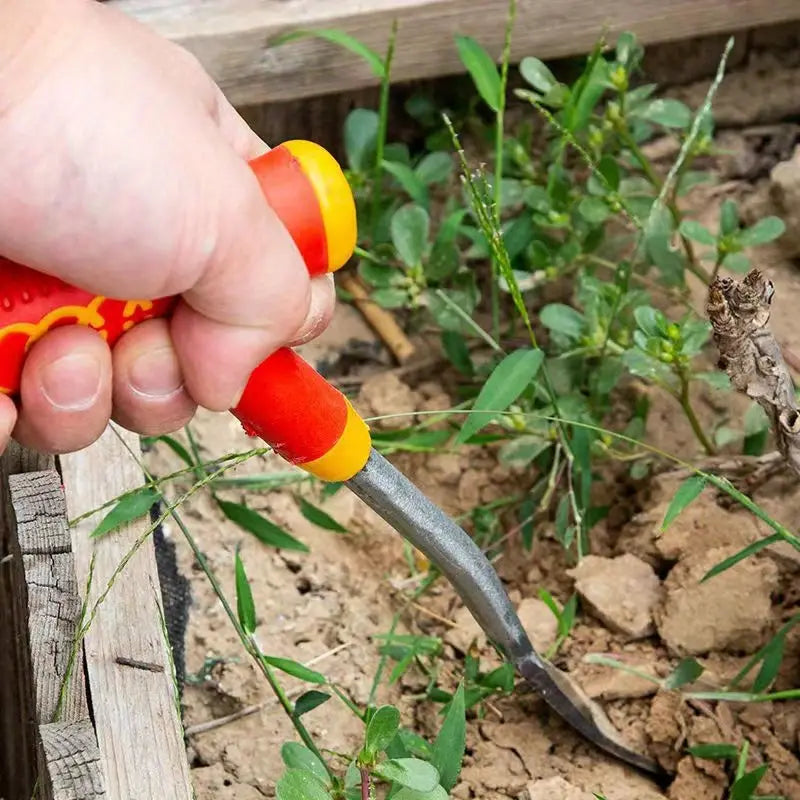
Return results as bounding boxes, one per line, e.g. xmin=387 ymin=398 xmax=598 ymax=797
xmin=41 ymin=353 xmax=103 ymax=410
xmin=129 ymin=347 xmax=184 ymax=399
xmin=289 ymin=275 xmax=335 ymax=346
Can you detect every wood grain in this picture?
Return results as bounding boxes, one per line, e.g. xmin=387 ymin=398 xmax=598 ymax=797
xmin=39 ymin=720 xmax=106 ymax=800
xmin=59 ymin=425 xmax=193 ymax=800
xmin=0 ymin=444 xmax=53 ymax=800
xmin=108 ymin=0 xmax=800 ymax=106
xmin=11 ymin=471 xmax=89 ymax=726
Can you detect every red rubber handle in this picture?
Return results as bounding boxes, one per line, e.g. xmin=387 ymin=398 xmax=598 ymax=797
xmin=0 ymin=141 xmax=371 ymax=482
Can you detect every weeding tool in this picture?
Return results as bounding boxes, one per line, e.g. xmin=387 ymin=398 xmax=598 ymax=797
xmin=0 ymin=140 xmax=659 ymax=775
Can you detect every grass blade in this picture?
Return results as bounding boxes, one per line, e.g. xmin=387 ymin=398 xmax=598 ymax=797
xmin=298 ymin=497 xmax=348 ymax=533
xmin=91 ymin=487 xmax=158 ymax=538
xmin=660 ymin=475 xmax=706 ymax=531
xmin=234 ymin=548 xmax=256 ymax=635
xmin=432 ymin=683 xmax=466 ymax=791
xmin=272 ymin=29 xmax=386 ymax=79
xmin=456 ymin=348 xmax=544 ymax=443
xmin=218 ymin=500 xmax=309 ymax=552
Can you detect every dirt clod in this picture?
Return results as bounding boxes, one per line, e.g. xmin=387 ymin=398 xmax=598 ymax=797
xmin=668 ymin=757 xmax=725 ymax=800
xmin=444 ymin=605 xmax=487 ymax=653
xmin=356 ymin=372 xmax=417 ymax=429
xmin=655 ymin=546 xmax=778 ymax=656
xmin=521 ymin=776 xmax=593 ymax=800
xmin=567 ymin=555 xmax=662 ymax=639
xmin=575 ymin=657 xmax=660 ymax=701
xmin=517 ymin=597 xmax=558 ymax=653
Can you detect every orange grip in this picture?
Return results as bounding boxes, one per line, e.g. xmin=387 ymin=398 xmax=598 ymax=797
xmin=0 ymin=140 xmax=370 ymax=482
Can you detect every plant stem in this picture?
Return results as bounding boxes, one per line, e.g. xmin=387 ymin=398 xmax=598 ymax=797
xmin=490 ymin=0 xmax=516 ymax=343
xmin=710 ymin=252 xmax=724 ymax=284
xmin=360 ymin=767 xmax=371 ymax=800
xmin=119 ymin=435 xmax=334 ymax=780
xmin=616 ymin=124 xmax=711 ymax=284
xmin=370 ymin=20 xmax=398 ymax=238
xmin=678 ymin=371 xmax=715 ymax=455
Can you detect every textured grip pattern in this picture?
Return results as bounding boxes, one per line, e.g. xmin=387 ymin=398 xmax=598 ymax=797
xmin=0 ymin=141 xmax=370 ymax=481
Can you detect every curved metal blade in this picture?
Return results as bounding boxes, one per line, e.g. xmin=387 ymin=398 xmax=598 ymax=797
xmin=347 ymin=449 xmax=661 ymax=775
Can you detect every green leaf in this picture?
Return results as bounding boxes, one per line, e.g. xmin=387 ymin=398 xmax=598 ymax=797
xmin=702 ymin=533 xmax=783 ymax=582
xmin=695 ymin=371 xmax=731 ymax=391
xmin=359 ymin=259 xmax=402 ymax=289
xmin=234 ymin=548 xmax=256 ymax=635
xmin=456 ymin=349 xmax=544 ymax=444
xmin=415 ymin=152 xmax=453 ymax=185
xmin=426 ymin=238 xmax=460 ymax=281
xmin=281 ymin=743 xmax=331 ymax=787
xmin=344 ymin=109 xmax=379 ymax=171
xmin=455 ymin=35 xmax=502 ymax=111
xmin=293 ymin=690 xmax=331 ymax=717
xmin=719 ymin=199 xmax=739 ymax=235
xmin=660 ymin=475 xmax=706 ymax=532
xmin=392 ymin=787 xmax=448 ymax=800
xmin=687 ymin=743 xmax=739 ymax=760
xmin=298 ymin=497 xmax=347 ymax=533
xmin=275 ymin=768 xmax=333 ymax=800
xmin=644 ymin=207 xmax=685 ymax=284
xmin=441 ymin=331 xmax=474 ymax=376
xmin=744 ymin=403 xmax=769 ymax=456
xmin=498 ymin=436 xmax=550 ymax=468
xmin=273 ymin=29 xmax=385 ymax=79
xmin=383 ymin=160 xmax=429 ymax=208
xmin=91 ymin=487 xmax=158 ymax=538
xmin=372 ymin=287 xmax=409 ymax=308
xmin=730 ymin=764 xmax=769 ymax=800
xmin=723 ymin=252 xmax=751 ymax=272
xmin=679 ymin=220 xmax=717 ymax=246
xmin=391 ymin=203 xmax=430 ymax=267
xmin=519 ymin=56 xmax=558 ymax=94
xmin=364 ymin=706 xmax=401 ymax=759
xmin=739 ymin=216 xmax=786 ymax=246
xmin=218 ymin=500 xmax=309 ymax=552
xmin=262 ymin=655 xmax=326 ymax=685
xmin=634 ymin=306 xmax=667 ymax=337
xmin=577 ymin=196 xmax=610 ymax=224
xmin=752 ymin=635 xmax=784 ymax=692
xmin=597 ymin=155 xmax=620 ymax=191
xmin=432 ymin=684 xmax=466 ymax=791
xmin=540 ymin=303 xmax=586 ymax=341
xmin=638 ymin=98 xmax=692 ymax=128
xmin=664 ymin=657 xmax=704 ymax=689
xmin=373 ymin=758 xmax=439 ymax=792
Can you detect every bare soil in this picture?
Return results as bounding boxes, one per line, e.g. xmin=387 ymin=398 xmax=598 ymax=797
xmin=143 ymin=58 xmax=800 ymax=800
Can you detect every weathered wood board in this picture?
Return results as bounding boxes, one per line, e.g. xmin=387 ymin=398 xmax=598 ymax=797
xmin=0 ymin=444 xmax=53 ymax=800
xmin=59 ymin=425 xmax=193 ymax=800
xmin=109 ymin=0 xmax=800 ymax=106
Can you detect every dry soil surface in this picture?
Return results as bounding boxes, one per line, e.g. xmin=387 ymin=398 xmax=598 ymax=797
xmin=143 ymin=62 xmax=800 ymax=800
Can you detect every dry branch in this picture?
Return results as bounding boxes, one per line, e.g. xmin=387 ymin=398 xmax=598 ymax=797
xmin=340 ymin=273 xmax=416 ymax=364
xmin=706 ymin=269 xmax=800 ymax=478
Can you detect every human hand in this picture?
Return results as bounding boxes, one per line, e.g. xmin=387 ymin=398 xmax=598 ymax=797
xmin=0 ymin=0 xmax=336 ymax=456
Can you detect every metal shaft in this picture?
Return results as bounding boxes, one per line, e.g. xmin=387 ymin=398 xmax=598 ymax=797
xmin=347 ymin=449 xmax=660 ymax=775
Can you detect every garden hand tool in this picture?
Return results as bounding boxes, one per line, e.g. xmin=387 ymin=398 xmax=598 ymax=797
xmin=0 ymin=140 xmax=659 ymax=775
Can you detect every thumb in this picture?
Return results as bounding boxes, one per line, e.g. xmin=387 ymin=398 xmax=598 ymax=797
xmin=167 ymin=149 xmax=314 ymax=411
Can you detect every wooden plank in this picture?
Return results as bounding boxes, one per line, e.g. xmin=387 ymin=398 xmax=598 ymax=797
xmin=59 ymin=424 xmax=193 ymax=800
xmin=11 ymin=470 xmax=89 ymax=725
xmin=109 ymin=0 xmax=800 ymax=106
xmin=39 ymin=720 xmax=106 ymax=800
xmin=0 ymin=444 xmax=53 ymax=800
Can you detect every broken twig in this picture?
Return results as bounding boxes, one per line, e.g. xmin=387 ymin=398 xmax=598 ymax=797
xmin=706 ymin=269 xmax=800 ymax=479
xmin=340 ymin=272 xmax=416 ymax=364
